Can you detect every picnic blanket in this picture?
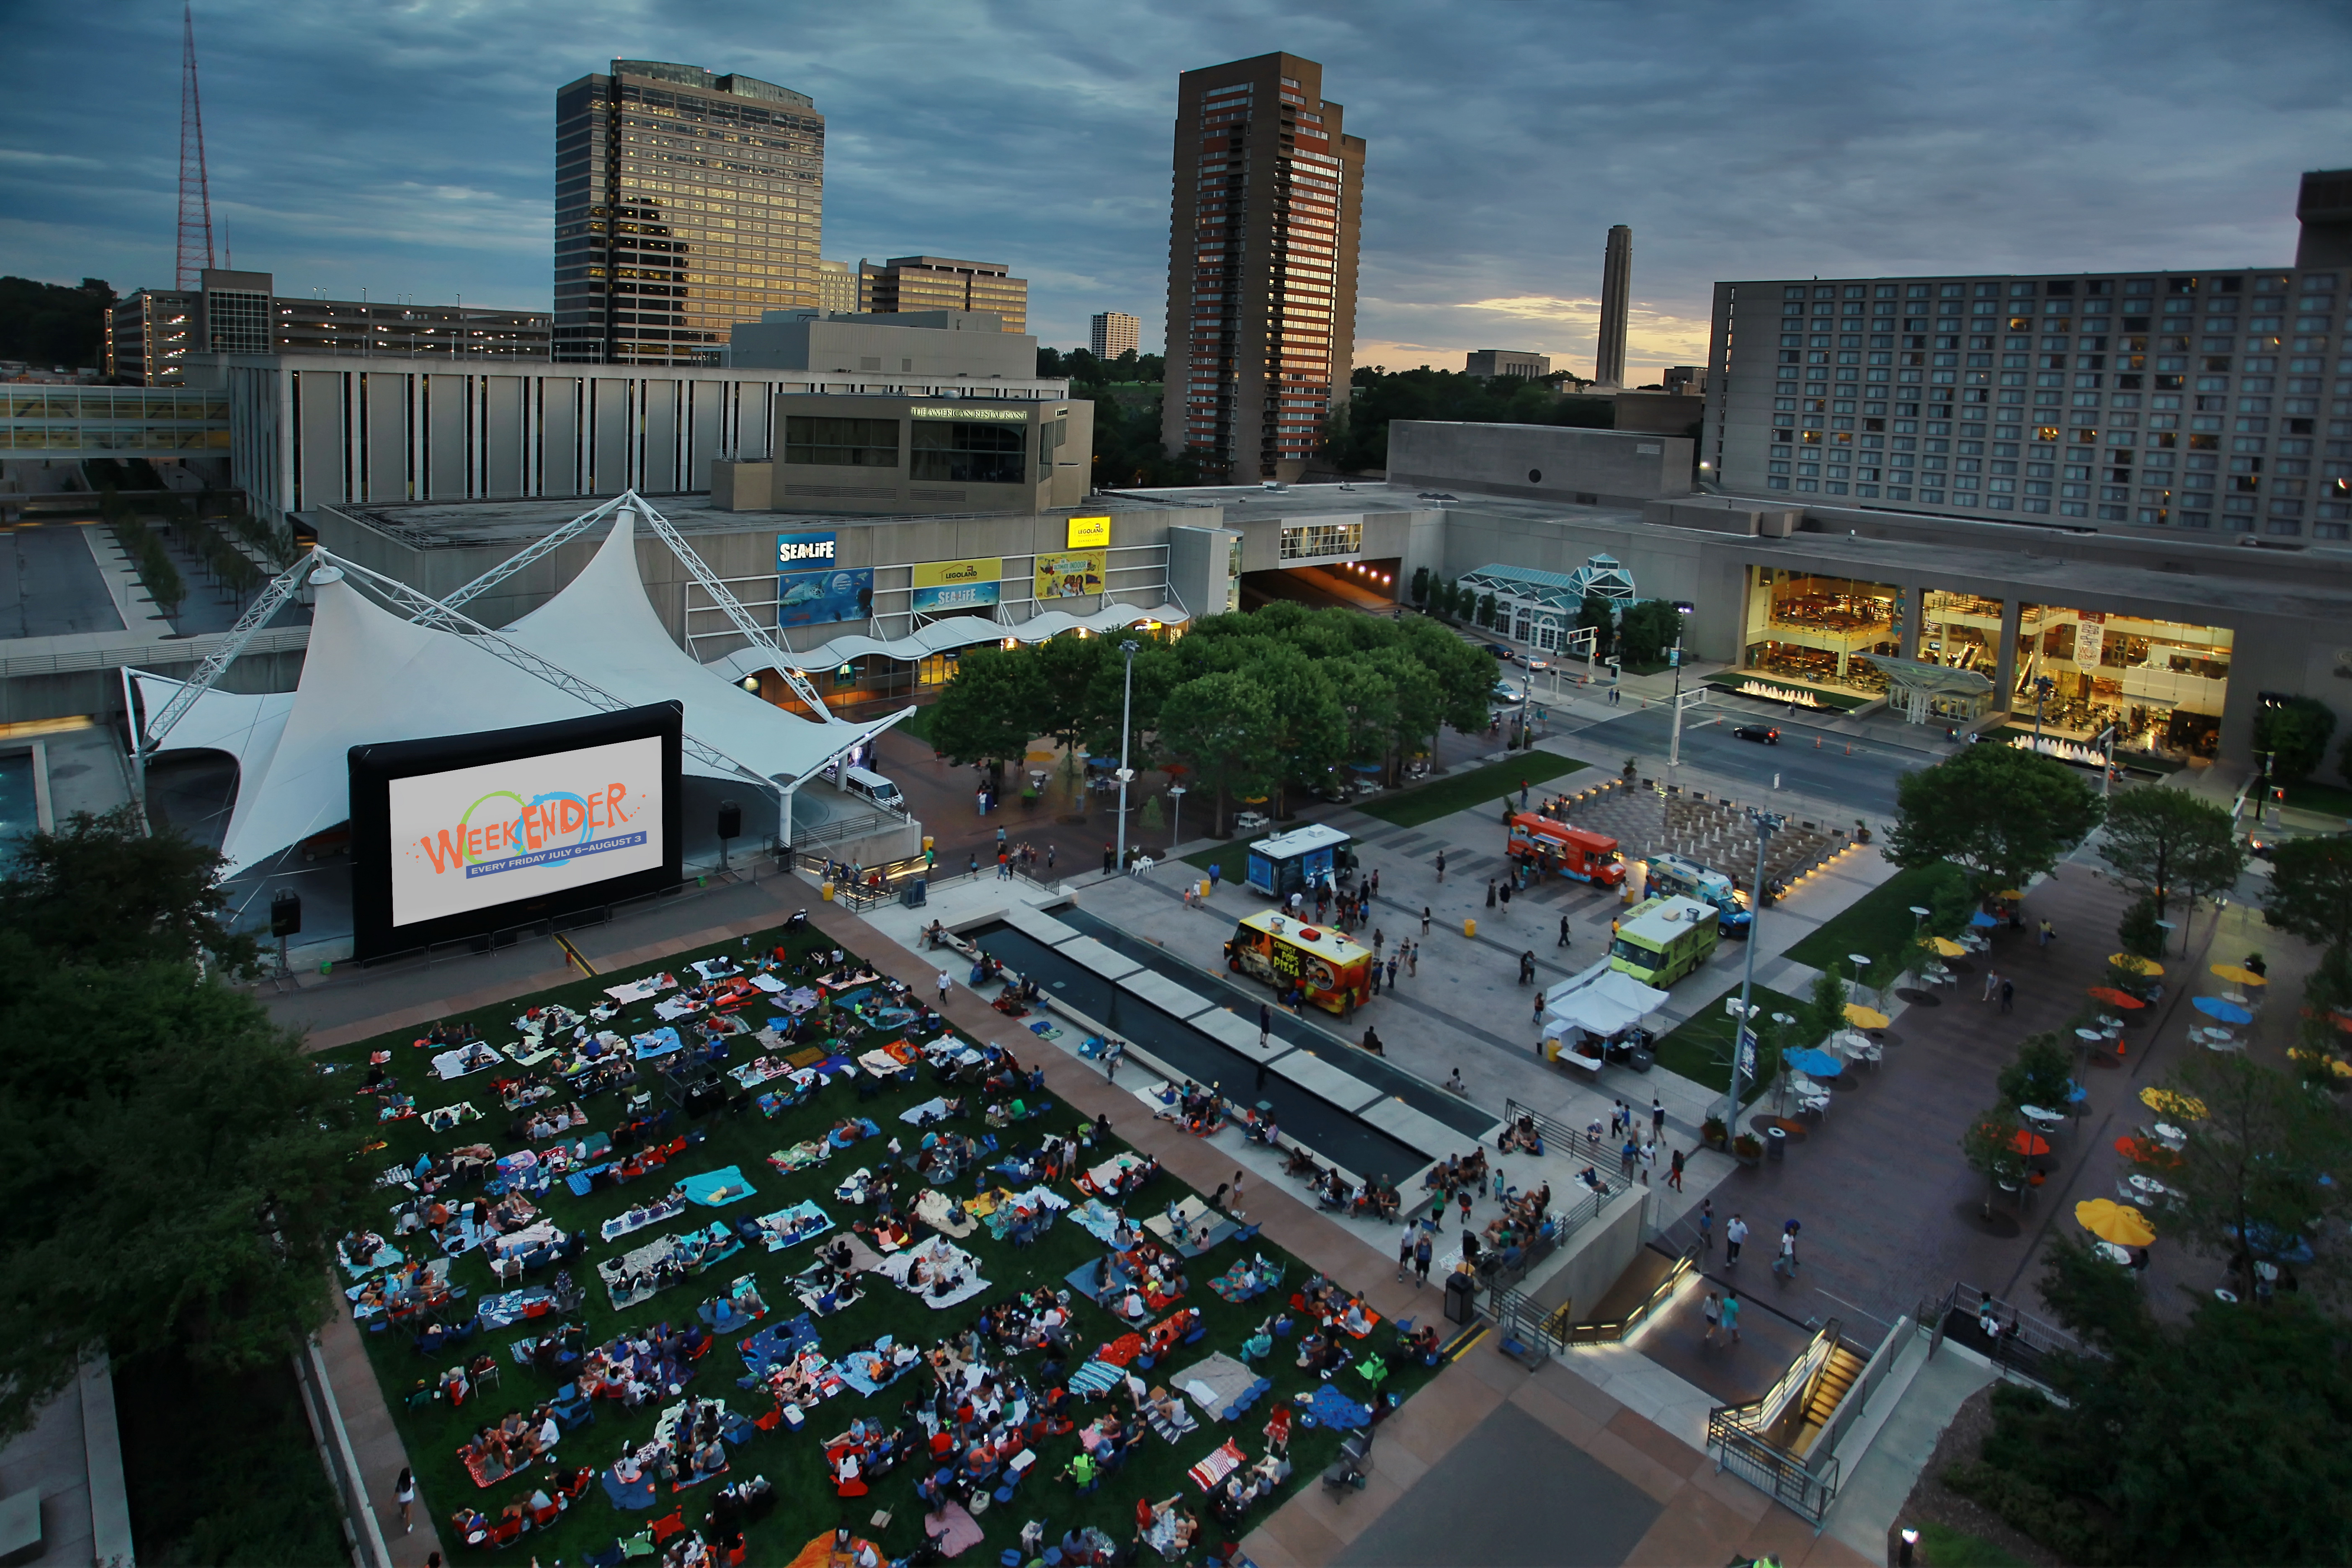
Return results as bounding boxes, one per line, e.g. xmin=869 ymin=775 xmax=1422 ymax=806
xmin=1297 ymin=1385 xmax=1372 ymax=1431
xmin=738 ymin=1315 xmax=821 ymax=1381
xmin=476 ymin=1285 xmax=557 ymax=1328
xmin=1144 ymin=1197 xmax=1240 ymax=1258
xmin=983 ymin=1184 xmax=1070 ymax=1240
xmin=679 ymin=1166 xmax=758 ymax=1208
xmin=875 ymin=1236 xmax=988 ymax=1310
xmin=603 ymin=973 xmax=675 ymax=1004
xmin=922 ymin=1501 xmax=985 ymax=1560
xmin=1077 ymin=1152 xmax=1148 ymax=1197
xmin=744 ymin=1200 xmax=834 ymax=1253
xmin=692 ymin=957 xmax=744 ymax=982
xmin=697 ymin=1274 xmax=768 ymax=1334
xmin=1174 ymin=1352 xmax=1267 ymax=1423
xmin=1185 ymin=1438 xmax=1247 ymax=1493
xmin=897 ymin=1096 xmax=955 ymax=1126
xmin=912 ymin=1189 xmax=977 ymax=1239
xmin=484 ymin=1218 xmax=562 ymax=1262
xmin=423 ymin=1101 xmax=481 ymax=1132
xmin=1093 ymin=1331 xmax=1146 ymax=1368
xmin=431 ymin=1044 xmax=500 ymax=1080
xmin=1068 ymin=1359 xmax=1125 ymax=1398
xmin=827 ymin=1117 xmax=883 ymax=1150
xmin=653 ymin=995 xmax=704 ymax=1022
xmin=835 ymin=1335 xmax=925 ymax=1396
xmin=924 ymin=1038 xmax=987 ymax=1069
xmin=596 ymin=1222 xmax=741 ymax=1309
xmin=1145 ymin=1393 xmax=1200 ymax=1444
xmin=1208 ymin=1256 xmax=1283 ymax=1304
xmin=632 ymin=1026 xmax=685 ymax=1061
xmin=1067 ymin=1199 xmax=1126 ymax=1246
xmin=601 ymin=1192 xmax=687 ymax=1243
xmin=601 ymin=1466 xmax=659 ymax=1510
xmin=767 ymin=1140 xmax=831 ymax=1175
xmin=338 ymin=1238 xmax=401 ymax=1278
xmin=857 ymin=1043 xmax=920 ymax=1078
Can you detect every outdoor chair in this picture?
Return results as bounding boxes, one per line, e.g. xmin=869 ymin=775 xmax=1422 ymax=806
xmin=648 ymin=1509 xmax=686 ymax=1547
xmin=489 ymin=1518 xmax=524 ymax=1549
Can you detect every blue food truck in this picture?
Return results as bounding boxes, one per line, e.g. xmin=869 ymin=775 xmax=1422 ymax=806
xmin=1245 ymin=823 xmax=1356 ymax=898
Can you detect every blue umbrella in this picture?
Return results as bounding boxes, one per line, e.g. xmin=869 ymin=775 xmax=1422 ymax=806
xmin=1784 ymin=1047 xmax=1844 ymax=1077
xmin=2193 ymin=996 xmax=2254 ymax=1026
xmin=1969 ymin=910 xmax=1999 ymax=928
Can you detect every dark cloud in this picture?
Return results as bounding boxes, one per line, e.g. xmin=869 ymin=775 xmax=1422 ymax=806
xmin=1 ymin=0 xmax=2343 ymax=376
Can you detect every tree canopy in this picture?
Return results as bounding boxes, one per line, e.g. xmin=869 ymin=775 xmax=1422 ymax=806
xmin=2263 ymin=833 xmax=2352 ymax=950
xmin=1885 ymin=744 xmax=2104 ymax=897
xmin=0 ymin=802 xmax=260 ymax=978
xmin=0 ymin=275 xmax=113 ymax=369
xmin=1322 ymin=367 xmax=1613 ymax=472
xmin=2252 ymin=695 xmax=2339 ymax=783
xmin=2097 ymin=784 xmax=2246 ymax=921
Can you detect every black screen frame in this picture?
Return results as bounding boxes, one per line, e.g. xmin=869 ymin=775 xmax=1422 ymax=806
xmin=348 ymin=702 xmax=683 ymax=962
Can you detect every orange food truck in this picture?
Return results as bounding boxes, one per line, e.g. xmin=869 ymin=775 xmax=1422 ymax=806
xmin=1223 ymin=910 xmax=1373 ymax=1018
xmin=1506 ymin=813 xmax=1626 ymax=887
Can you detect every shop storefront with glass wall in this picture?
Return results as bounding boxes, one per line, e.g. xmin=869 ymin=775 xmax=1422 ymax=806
xmin=2015 ymin=606 xmax=2232 ymax=757
xmin=1739 ymin=566 xmax=1900 ymax=696
xmin=1916 ymin=590 xmax=2004 ymax=676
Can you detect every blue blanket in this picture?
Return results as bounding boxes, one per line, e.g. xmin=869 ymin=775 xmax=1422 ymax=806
xmin=679 ymin=1166 xmax=758 ymax=1208
xmin=633 ymin=1026 xmax=684 ymax=1062
xmin=477 ymin=1287 xmax=556 ymax=1328
xmin=835 ymin=1337 xmax=922 ymax=1396
xmin=742 ymin=1199 xmax=833 ymax=1253
xmin=1297 ymin=1386 xmax=1372 ymax=1431
xmin=1069 ymin=1199 xmax=1125 ymax=1245
xmin=601 ymin=1468 xmax=659 ymax=1511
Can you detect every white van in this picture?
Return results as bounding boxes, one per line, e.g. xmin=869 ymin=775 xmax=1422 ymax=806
xmin=842 ymin=766 xmax=904 ymax=810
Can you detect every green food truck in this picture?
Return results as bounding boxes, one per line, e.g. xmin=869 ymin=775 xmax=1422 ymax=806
xmin=1607 ymin=894 xmax=1721 ymax=988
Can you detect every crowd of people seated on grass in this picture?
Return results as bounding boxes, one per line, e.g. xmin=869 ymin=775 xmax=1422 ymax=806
xmin=459 ymin=1400 xmax=564 ymax=1481
xmin=578 ymin=1320 xmax=707 ymax=1407
xmin=1152 ymin=1079 xmax=1227 ymax=1137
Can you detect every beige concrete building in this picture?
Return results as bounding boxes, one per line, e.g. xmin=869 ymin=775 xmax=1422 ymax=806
xmin=1465 ymin=350 xmax=1550 ymax=380
xmin=858 ymin=258 xmax=1027 ymax=334
xmin=1091 ymin=312 xmax=1141 ymax=361
xmin=818 ymin=260 xmax=859 ymax=315
xmin=726 ymin=310 xmax=1036 ymax=381
xmin=1163 ymin=52 xmax=1366 ymax=483
xmin=106 ymin=270 xmax=548 ymax=384
xmin=709 ymin=392 xmax=1092 ymax=516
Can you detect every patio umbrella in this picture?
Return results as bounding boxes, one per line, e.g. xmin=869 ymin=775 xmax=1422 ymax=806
xmin=2108 ymin=954 xmax=2163 ymax=977
xmin=1844 ymin=1003 xmax=1891 ymax=1029
xmin=2087 ymin=986 xmax=2146 ymax=1009
xmin=2115 ymin=1135 xmax=2182 ymax=1167
xmin=1997 ymin=888 xmax=2026 ymax=900
xmin=1783 ymin=1046 xmax=1844 ymax=1077
xmin=1969 ymin=910 xmax=1999 ymax=928
xmin=2288 ymin=1048 xmax=2352 ymax=1079
xmin=2141 ymin=1086 xmax=2207 ymax=1120
xmin=2192 ymin=996 xmax=2254 ymax=1026
xmin=2210 ymin=964 xmax=2267 ymax=987
xmin=2076 ymin=1198 xmax=2157 ymax=1247
xmin=1931 ymin=937 xmax=1967 ymax=957
xmin=2009 ymin=1129 xmax=2051 ymax=1157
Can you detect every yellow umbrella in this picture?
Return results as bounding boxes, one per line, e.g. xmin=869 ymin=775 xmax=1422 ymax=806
xmin=1997 ymin=889 xmax=2027 ymax=900
xmin=2108 ymin=953 xmax=2164 ymax=977
xmin=2210 ymin=964 xmax=2267 ymax=987
xmin=2076 ymin=1198 xmax=2157 ymax=1247
xmin=1931 ymin=937 xmax=1966 ymax=957
xmin=2288 ymin=1049 xmax=2352 ymax=1079
xmin=2141 ymin=1086 xmax=2207 ymax=1120
xmin=1844 ymin=1003 xmax=1891 ymax=1029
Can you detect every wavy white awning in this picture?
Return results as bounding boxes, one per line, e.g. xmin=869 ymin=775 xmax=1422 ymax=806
xmin=704 ymin=600 xmax=1189 ymax=683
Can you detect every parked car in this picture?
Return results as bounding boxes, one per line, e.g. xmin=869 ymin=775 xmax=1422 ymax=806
xmin=1483 ymin=642 xmax=1514 ymax=660
xmin=1731 ymin=725 xmax=1781 ymax=745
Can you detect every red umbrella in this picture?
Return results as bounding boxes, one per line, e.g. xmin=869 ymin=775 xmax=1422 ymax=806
xmin=2010 ymin=1129 xmax=2051 ymax=1156
xmin=2087 ymin=987 xmax=2145 ymax=1009
xmin=2115 ymin=1135 xmax=2181 ymax=1167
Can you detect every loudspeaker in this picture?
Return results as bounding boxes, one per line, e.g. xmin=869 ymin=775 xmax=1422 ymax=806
xmin=717 ymin=799 xmax=743 ymax=841
xmin=271 ymin=890 xmax=303 ymax=937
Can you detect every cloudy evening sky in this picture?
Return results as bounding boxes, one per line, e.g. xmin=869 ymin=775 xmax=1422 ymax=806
xmin=3 ymin=0 xmax=2347 ymax=380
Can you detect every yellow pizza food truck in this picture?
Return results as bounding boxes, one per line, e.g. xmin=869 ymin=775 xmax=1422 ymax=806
xmin=1223 ymin=910 xmax=1373 ymax=1018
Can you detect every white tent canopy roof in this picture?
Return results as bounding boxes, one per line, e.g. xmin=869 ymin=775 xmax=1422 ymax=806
xmin=143 ymin=508 xmax=893 ymax=875
xmin=1540 ymin=962 xmax=1671 ymax=1038
xmin=706 ymin=600 xmax=1189 ymax=684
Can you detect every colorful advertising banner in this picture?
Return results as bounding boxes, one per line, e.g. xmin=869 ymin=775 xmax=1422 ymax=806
xmin=1065 ymin=515 xmax=1111 ymax=548
xmin=778 ymin=567 xmax=874 ymax=628
xmin=776 ymin=530 xmax=838 ymax=569
xmin=911 ymin=557 xmax=1001 ymax=589
xmin=1034 ymin=549 xmax=1106 ymax=600
xmin=913 ymin=580 xmax=1001 ymax=614
xmin=388 ymin=735 xmax=666 ymax=927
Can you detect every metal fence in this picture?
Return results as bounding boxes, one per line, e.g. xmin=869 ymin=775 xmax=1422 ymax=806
xmin=290 ymin=1336 xmax=392 ymax=1568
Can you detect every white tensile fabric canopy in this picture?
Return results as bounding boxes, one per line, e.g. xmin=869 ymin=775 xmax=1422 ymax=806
xmin=139 ymin=508 xmax=891 ymax=875
xmin=1540 ymin=965 xmax=1671 ymax=1039
xmin=703 ymin=600 xmax=1191 ymax=684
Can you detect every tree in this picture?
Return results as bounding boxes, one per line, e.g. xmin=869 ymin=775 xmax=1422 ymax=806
xmin=1032 ymin=633 xmax=1112 ymax=773
xmin=0 ymin=804 xmax=259 ymax=977
xmin=1318 ymin=366 xmax=1613 ymax=472
xmin=1408 ymin=566 xmax=1429 ymax=606
xmin=1324 ymin=655 xmax=1398 ymax=769
xmin=2264 ymin=834 xmax=2352 ymax=949
xmin=1885 ymin=744 xmax=2105 ymax=899
xmin=2117 ymin=895 xmax=2166 ymax=960
xmin=1795 ymin=967 xmax=1849 ymax=1049
xmin=0 ymin=275 xmax=115 ymax=368
xmin=1156 ymin=670 xmax=1281 ymax=836
xmin=1475 ymin=591 xmax=1498 ymax=630
xmin=1960 ymin=1104 xmax=2030 ymax=1217
xmin=2098 ymin=785 xmax=2246 ymax=922
xmin=2125 ymin=1052 xmax=2352 ymax=1301
xmin=2253 ymin=695 xmax=2338 ymax=782
xmin=1615 ymin=598 xmax=1684 ymax=666
xmin=1243 ymin=645 xmax=1344 ymax=816
xmin=1997 ymin=1032 xmax=2074 ymax=1113
xmin=925 ymin=647 xmax=1039 ymax=776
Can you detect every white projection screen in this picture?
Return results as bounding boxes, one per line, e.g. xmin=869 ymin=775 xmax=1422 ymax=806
xmin=387 ymin=735 xmax=667 ymax=926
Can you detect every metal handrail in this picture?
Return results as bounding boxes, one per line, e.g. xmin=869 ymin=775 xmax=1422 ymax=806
xmin=1706 ymin=1413 xmax=1841 ymax=1524
xmin=1501 ymin=1097 xmax=1639 ymax=1196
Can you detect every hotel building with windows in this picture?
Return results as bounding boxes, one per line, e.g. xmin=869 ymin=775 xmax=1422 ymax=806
xmin=1161 ymin=52 xmax=1366 ymax=483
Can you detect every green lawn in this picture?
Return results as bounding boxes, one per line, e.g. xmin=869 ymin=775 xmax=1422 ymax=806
xmin=1782 ymin=860 xmax=1973 ymax=975
xmin=1180 ymin=838 xmax=1253 ymax=887
xmin=1921 ymin=1519 xmax=2031 ymax=1568
xmin=1357 ymin=754 xmax=1589 ymax=829
xmin=321 ymin=918 xmax=1432 ymax=1565
xmin=2283 ymin=777 xmax=2352 ymax=819
xmin=1648 ymin=982 xmax=1807 ymax=1093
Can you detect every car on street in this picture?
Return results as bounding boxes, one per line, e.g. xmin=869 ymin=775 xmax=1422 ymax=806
xmin=1731 ymin=725 xmax=1781 ymax=745
xmin=1493 ymin=681 xmax=1524 ymax=704
xmin=1483 ymin=642 xmax=1514 ymax=660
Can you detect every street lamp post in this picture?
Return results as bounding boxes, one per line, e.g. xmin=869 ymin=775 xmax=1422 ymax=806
xmin=1725 ymin=808 xmax=1782 ymax=1133
xmin=1114 ymin=639 xmax=1140 ymax=874
xmin=1167 ymin=784 xmax=1186 ymax=851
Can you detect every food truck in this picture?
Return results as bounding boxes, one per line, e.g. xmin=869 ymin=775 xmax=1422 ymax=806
xmin=1244 ymin=823 xmax=1355 ymax=898
xmin=1224 ymin=910 xmax=1373 ymax=1017
xmin=1607 ymin=895 xmax=1721 ymax=988
xmin=1641 ymin=852 xmax=1753 ymax=937
xmin=1505 ymin=813 xmax=1625 ymax=886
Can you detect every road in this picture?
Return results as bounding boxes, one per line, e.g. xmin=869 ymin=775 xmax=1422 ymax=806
xmin=1557 ymin=701 xmax=1942 ymax=822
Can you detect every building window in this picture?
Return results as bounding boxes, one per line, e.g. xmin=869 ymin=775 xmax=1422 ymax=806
xmin=910 ymin=419 xmax=1026 ymax=484
xmin=1279 ymin=521 xmax=1363 ymax=559
xmin=784 ymin=416 xmax=900 ymax=468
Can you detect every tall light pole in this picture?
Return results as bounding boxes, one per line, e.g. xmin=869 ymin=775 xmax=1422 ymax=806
xmin=1114 ymin=639 xmax=1140 ymax=873
xmin=1726 ymin=808 xmax=1782 ymax=1133
xmin=1665 ymin=601 xmax=1695 ymax=768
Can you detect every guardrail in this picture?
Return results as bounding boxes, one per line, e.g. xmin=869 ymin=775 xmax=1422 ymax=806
xmin=290 ymin=1334 xmax=392 ymax=1568
xmin=1919 ymin=1281 xmax=2086 ymax=1388
xmin=1705 ymin=1318 xmax=1846 ymax=1524
xmin=1562 ymin=1241 xmax=1695 ymax=1346
xmin=1502 ymin=1097 xmax=1645 ymax=1186
xmin=0 ymin=621 xmax=311 ymax=681
xmin=1809 ymin=1314 xmax=1911 ymax=1477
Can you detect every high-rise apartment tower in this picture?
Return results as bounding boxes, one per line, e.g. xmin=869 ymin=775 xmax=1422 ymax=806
xmin=858 ymin=258 xmax=1027 ymax=333
xmin=554 ymin=61 xmax=824 ymax=366
xmin=818 ymin=260 xmax=859 ymax=315
xmin=1091 ymin=311 xmax=1141 ymax=361
xmin=1596 ymin=224 xmax=1632 ymax=387
xmin=1162 ymin=53 xmax=1365 ymax=482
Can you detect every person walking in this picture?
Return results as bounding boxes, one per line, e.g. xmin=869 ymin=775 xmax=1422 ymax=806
xmin=1485 ymin=877 xmax=1498 ymax=909
xmin=1386 ymin=956 xmax=1399 ymax=990
xmin=1370 ymin=869 xmax=1381 ymax=899
xmin=1397 ymin=1224 xmax=1417 ymax=1284
xmin=1104 ymin=1044 xmax=1118 ymax=1085
xmin=1228 ymin=1171 xmax=1247 ymax=1219
xmin=1434 ymin=849 xmax=1447 ymax=884
xmin=1702 ymin=1290 xmax=1722 ymax=1346
xmin=1668 ymin=1147 xmax=1685 ymax=1191
xmin=1420 ymin=905 xmax=1431 ymax=936
xmin=1720 ymin=1290 xmax=1742 ymax=1344
xmin=937 ymin=970 xmax=952 ymax=1004
xmin=1103 ymin=843 xmax=1116 ymax=874
xmin=1999 ymin=977 xmax=2015 ymax=1014
xmin=1407 ymin=941 xmax=1419 ymax=977
xmin=1258 ymin=1002 xmax=1272 ymax=1052
xmin=1457 ymin=1184 xmax=1473 ymax=1228
xmin=1697 ymin=1197 xmax=1713 ymax=1251
xmin=1413 ymin=1229 xmax=1434 ymax=1289
xmin=1558 ymin=913 xmax=1573 ymax=949
xmin=1726 ymin=1212 xmax=1749 ymax=1266
xmin=1982 ymin=967 xmax=2000 ymax=1003
xmin=1427 ymin=1191 xmax=1446 ymax=1233
xmin=1774 ymin=1222 xmax=1799 ymax=1279
xmin=1519 ymin=778 xmax=1532 ymax=810
xmin=2038 ymin=918 xmax=2055 ymax=949
xmin=1651 ymin=1097 xmax=1666 ymax=1143
xmin=1619 ymin=1138 xmax=1637 ymax=1179
xmin=395 ymin=1467 xmax=416 ymax=1532
xmin=1499 ymin=880 xmax=1513 ymax=914
xmin=1047 ymin=842 xmax=1057 ymax=872
xmin=1372 ymin=928 xmax=1385 ymax=961
xmin=1369 ymin=962 xmax=1382 ymax=998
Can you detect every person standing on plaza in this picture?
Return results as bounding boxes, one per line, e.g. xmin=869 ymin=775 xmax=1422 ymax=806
xmin=1485 ymin=877 xmax=1497 ymax=909
xmin=1370 ymin=868 xmax=1381 ymax=899
xmin=1726 ymin=1212 xmax=1749 ymax=1266
xmin=1407 ymin=941 xmax=1419 ymax=977
xmin=1668 ymin=1147 xmax=1685 ymax=1191
xmin=1520 ymin=778 xmax=1531 ymax=810
xmin=1046 ymin=843 xmax=1057 ymax=873
xmin=1228 ymin=1170 xmax=1247 ymax=1220
xmin=937 ymin=970 xmax=952 ymax=1004
xmin=1435 ymin=849 xmax=1446 ymax=884
xmin=1259 ymin=1002 xmax=1272 ymax=1052
xmin=1386 ymin=956 xmax=1399 ymax=990
xmin=1558 ymin=914 xmax=1573 ymax=949
xmin=1720 ymin=1290 xmax=1742 ymax=1344
xmin=1103 ymin=843 xmax=1116 ymax=874
xmin=395 ymin=1467 xmax=416 ymax=1532
xmin=1420 ymin=906 xmax=1431 ymax=936
xmin=1397 ymin=1224 xmax=1417 ymax=1283
xmin=1982 ymin=967 xmax=1999 ymax=1003
xmin=1652 ymin=1096 xmax=1666 ymax=1144
xmin=1373 ymin=928 xmax=1385 ymax=962
xmin=1702 ymin=1290 xmax=1722 ymax=1346
xmin=1697 ymin=1197 xmax=1713 ymax=1249
xmin=1774 ymin=1222 xmax=1799 ymax=1279
xmin=1499 ymin=880 xmax=1513 ymax=915
xmin=2000 ymin=977 xmax=2015 ymax=1014
xmin=1413 ymin=1229 xmax=1434 ymax=1289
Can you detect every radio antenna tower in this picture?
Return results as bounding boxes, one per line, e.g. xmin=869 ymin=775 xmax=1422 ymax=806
xmin=175 ymin=3 xmax=215 ymax=289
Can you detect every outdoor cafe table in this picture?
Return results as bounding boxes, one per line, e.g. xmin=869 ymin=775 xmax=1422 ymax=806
xmin=2153 ymin=1122 xmax=2186 ymax=1149
xmin=2019 ymin=1104 xmax=2065 ymax=1129
xmin=2128 ymin=1174 xmax=2172 ymax=1201
xmin=2096 ymin=1241 xmax=2134 ymax=1266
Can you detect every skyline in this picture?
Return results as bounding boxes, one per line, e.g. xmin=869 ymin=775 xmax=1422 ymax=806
xmin=0 ymin=2 xmax=2343 ymax=382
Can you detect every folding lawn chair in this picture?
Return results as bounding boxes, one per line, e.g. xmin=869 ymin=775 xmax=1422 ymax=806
xmin=648 ymin=1509 xmax=686 ymax=1547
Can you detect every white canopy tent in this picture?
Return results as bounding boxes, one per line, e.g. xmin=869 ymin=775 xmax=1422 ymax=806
xmin=136 ymin=508 xmax=897 ymax=876
xmin=704 ymin=600 xmax=1190 ymax=684
xmin=1540 ymin=963 xmax=1671 ymax=1039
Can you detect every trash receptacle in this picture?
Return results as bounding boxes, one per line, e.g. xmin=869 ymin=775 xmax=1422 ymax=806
xmin=1767 ymin=1125 xmax=1788 ymax=1161
xmin=1464 ymin=918 xmax=1478 ymax=939
xmin=820 ymin=880 xmax=836 ymax=902
xmin=1444 ymin=1269 xmax=1477 ymax=1326
xmin=901 ymin=878 xmax=928 ymax=909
